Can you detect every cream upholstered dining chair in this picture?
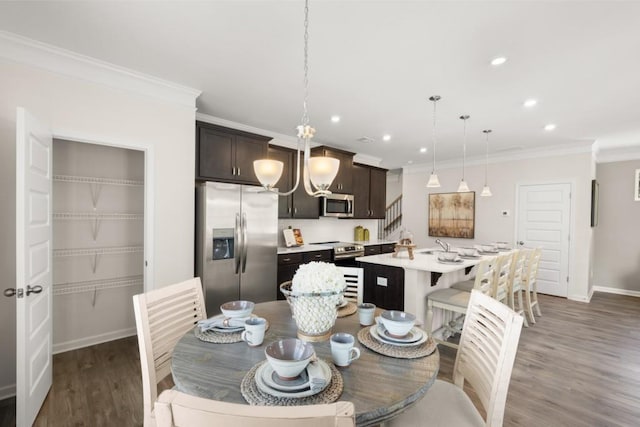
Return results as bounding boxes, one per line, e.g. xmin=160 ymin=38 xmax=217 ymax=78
xmin=521 ymin=248 xmax=543 ymax=324
xmin=389 ymin=290 xmax=524 ymax=427
xmin=154 ymin=389 xmax=355 ymax=427
xmin=425 ymin=259 xmax=496 ymax=349
xmin=507 ymin=250 xmax=529 ymax=327
xmin=338 ymin=266 xmax=364 ymax=305
xmin=133 ymin=277 xmax=207 ymax=427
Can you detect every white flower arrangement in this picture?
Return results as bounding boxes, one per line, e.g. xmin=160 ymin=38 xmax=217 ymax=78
xmin=292 ymin=261 xmax=346 ymax=294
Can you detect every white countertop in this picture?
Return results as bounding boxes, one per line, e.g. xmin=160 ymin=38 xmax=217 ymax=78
xmin=356 ymin=248 xmax=487 ymax=273
xmin=353 ymin=239 xmax=397 ymax=246
xmin=277 ymin=244 xmax=333 ymax=255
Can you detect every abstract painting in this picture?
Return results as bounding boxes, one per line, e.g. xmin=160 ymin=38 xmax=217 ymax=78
xmin=428 ymin=192 xmax=475 ymax=238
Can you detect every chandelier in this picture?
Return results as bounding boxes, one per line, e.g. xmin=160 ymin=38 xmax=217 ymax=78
xmin=253 ymin=0 xmax=339 ymax=197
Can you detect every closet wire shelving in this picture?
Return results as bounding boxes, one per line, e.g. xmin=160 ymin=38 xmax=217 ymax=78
xmin=53 ymin=174 xmax=144 ymax=305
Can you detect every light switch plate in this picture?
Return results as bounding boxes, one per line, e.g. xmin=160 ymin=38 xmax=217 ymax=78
xmin=376 ymin=277 xmax=388 ymax=287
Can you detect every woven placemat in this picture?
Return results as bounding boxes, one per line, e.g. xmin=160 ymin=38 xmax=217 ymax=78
xmin=241 ymin=359 xmax=343 ymax=406
xmin=357 ymin=326 xmax=437 ymax=359
xmin=337 ymin=301 xmax=357 ymax=318
xmin=195 ymin=319 xmax=270 ymax=344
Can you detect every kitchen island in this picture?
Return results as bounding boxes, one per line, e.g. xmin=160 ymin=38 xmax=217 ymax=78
xmin=355 ymin=249 xmax=484 ymax=326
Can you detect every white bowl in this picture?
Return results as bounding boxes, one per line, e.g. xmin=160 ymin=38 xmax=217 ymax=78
xmin=480 ymin=244 xmax=497 ymax=252
xmin=458 ymin=247 xmax=477 ymax=256
xmin=438 ymin=251 xmax=459 ymax=261
xmin=496 ymin=241 xmax=509 ymax=249
xmin=265 ymin=339 xmax=315 ymax=379
xmin=379 ymin=310 xmax=416 ymax=338
xmin=220 ymin=300 xmax=255 ymax=318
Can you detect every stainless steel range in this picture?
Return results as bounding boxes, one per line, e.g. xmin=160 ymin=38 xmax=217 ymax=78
xmin=310 ymin=241 xmax=365 ymax=266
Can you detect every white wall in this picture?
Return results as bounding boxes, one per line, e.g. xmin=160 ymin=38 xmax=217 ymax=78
xmin=0 ymin=59 xmax=196 ymax=397
xmin=593 ymin=160 xmax=640 ymax=293
xmin=402 ymin=150 xmax=593 ymax=301
xmin=386 ymin=169 xmax=403 ymax=204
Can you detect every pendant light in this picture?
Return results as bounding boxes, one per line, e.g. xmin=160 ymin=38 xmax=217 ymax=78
xmin=457 ymin=115 xmax=470 ymax=192
xmin=253 ymin=0 xmax=339 ymax=197
xmin=481 ymin=129 xmax=493 ymax=197
xmin=426 ymin=95 xmax=441 ymax=188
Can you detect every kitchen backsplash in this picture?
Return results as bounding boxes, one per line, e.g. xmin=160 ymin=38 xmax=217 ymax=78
xmin=277 ymin=218 xmax=379 ymax=247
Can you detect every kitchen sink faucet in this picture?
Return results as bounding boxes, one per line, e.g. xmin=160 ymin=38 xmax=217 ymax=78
xmin=435 ymin=239 xmax=450 ymax=252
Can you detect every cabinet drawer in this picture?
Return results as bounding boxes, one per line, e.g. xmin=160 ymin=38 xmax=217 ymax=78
xmin=278 ymin=252 xmax=303 ymax=265
xmin=381 ymin=244 xmax=396 ymax=254
xmin=364 ymin=245 xmax=382 ymax=256
xmin=303 ymin=250 xmax=332 ymax=263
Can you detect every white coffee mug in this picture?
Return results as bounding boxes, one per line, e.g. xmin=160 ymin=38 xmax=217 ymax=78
xmin=358 ymin=303 xmax=376 ymax=326
xmin=240 ymin=317 xmax=266 ymax=347
xmin=330 ymin=333 xmax=361 ymax=367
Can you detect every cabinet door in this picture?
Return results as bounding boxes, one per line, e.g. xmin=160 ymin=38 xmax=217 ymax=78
xmin=329 ymin=150 xmax=354 ymax=193
xmin=277 ymin=264 xmax=298 ymax=300
xmin=235 ymin=135 xmax=268 ymax=185
xmin=198 ymin=126 xmax=235 ymax=181
xmin=303 ymin=250 xmax=332 ymax=263
xmin=369 ymin=167 xmax=387 ymax=219
xmin=364 ymin=245 xmax=381 ymax=256
xmin=352 ymin=164 xmax=371 ymax=219
xmin=268 ymin=145 xmax=294 ymax=218
xmin=291 ymin=155 xmax=320 ymax=218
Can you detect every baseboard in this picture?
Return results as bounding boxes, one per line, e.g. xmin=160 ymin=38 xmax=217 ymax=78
xmin=593 ymin=286 xmax=640 ymax=298
xmin=568 ymin=294 xmax=591 ymax=303
xmin=0 ymin=383 xmax=16 ymax=400
xmin=53 ymin=327 xmax=137 ymax=354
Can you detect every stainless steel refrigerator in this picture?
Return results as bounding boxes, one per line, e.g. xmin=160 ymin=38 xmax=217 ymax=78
xmin=196 ymin=182 xmax=278 ymax=314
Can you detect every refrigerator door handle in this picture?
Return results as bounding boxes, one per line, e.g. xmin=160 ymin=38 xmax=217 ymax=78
xmin=241 ymin=212 xmax=248 ymax=273
xmin=235 ymin=213 xmax=241 ymax=274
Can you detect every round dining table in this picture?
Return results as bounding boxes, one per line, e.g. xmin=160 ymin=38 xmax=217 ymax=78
xmin=171 ymin=300 xmax=440 ymax=426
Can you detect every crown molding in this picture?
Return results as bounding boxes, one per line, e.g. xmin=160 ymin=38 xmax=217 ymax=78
xmin=403 ymin=142 xmax=594 ymax=175
xmin=0 ymin=30 xmax=201 ymax=109
xmin=593 ymin=143 xmax=640 ymax=163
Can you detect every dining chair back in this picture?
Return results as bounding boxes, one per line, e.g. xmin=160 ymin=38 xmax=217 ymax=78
xmin=522 ymin=247 xmax=543 ymax=323
xmin=492 ymin=253 xmax=515 ymax=304
xmin=390 ymin=290 xmax=524 ymax=427
xmin=507 ymin=249 xmax=529 ymax=327
xmin=154 ymin=389 xmax=355 ymax=427
xmin=338 ymin=266 xmax=364 ymax=305
xmin=133 ymin=277 xmax=207 ymax=426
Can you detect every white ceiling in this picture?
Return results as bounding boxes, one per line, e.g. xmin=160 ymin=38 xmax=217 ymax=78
xmin=1 ymin=1 xmax=639 ymax=169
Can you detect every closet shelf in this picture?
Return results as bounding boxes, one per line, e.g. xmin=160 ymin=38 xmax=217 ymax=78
xmin=53 ymin=246 xmax=143 ymax=258
xmin=53 ymin=275 xmax=143 ymax=296
xmin=53 ymin=174 xmax=144 ymax=187
xmin=53 ymin=212 xmax=143 ymax=220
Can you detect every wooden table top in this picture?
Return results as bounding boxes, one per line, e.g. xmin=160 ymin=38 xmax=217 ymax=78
xmin=171 ymin=300 xmax=439 ymax=426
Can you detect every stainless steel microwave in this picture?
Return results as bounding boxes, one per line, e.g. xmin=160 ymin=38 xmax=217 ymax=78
xmin=321 ymin=194 xmax=354 ymax=218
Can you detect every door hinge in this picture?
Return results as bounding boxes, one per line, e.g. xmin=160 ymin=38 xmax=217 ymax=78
xmin=567 ymin=276 xmax=569 ymax=283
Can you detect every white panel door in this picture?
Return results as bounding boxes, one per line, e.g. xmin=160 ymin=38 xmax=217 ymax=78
xmin=516 ymin=183 xmax=571 ymax=297
xmin=16 ymin=107 xmax=53 ymax=426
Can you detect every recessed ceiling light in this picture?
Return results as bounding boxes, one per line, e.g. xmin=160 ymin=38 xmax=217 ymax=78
xmin=544 ymin=124 xmax=557 ymax=131
xmin=330 ymin=115 xmax=340 ymax=123
xmin=491 ymin=56 xmax=507 ymax=66
xmin=382 ymin=134 xmax=391 ymax=142
xmin=523 ymin=99 xmax=537 ymax=108
xmin=420 ymin=147 xmax=427 ymax=153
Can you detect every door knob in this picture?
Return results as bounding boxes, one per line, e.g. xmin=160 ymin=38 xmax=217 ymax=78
xmin=27 ymin=285 xmax=43 ymax=296
xmin=518 ymin=241 xmax=524 ymax=246
xmin=3 ymin=288 xmax=16 ymax=297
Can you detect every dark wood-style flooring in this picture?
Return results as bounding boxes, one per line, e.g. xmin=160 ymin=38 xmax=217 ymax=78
xmin=1 ymin=292 xmax=639 ymax=426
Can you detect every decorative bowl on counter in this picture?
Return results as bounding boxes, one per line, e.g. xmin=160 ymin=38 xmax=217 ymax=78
xmin=438 ymin=251 xmax=459 ymax=261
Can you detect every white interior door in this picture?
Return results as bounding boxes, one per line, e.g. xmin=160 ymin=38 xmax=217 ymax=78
xmin=516 ymin=183 xmax=571 ymax=297
xmin=16 ymin=107 xmax=53 ymax=426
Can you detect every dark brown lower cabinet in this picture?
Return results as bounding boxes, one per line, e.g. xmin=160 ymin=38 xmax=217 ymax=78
xmin=361 ymin=263 xmax=404 ymax=310
xmin=276 ymin=250 xmax=332 ymax=300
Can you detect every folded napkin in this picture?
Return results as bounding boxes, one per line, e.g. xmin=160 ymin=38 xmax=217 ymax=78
xmin=197 ymin=315 xmax=248 ymax=332
xmin=306 ymin=361 xmax=327 ymax=393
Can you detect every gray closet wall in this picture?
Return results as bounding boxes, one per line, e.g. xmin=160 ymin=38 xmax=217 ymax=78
xmin=52 ymin=140 xmax=144 ymax=352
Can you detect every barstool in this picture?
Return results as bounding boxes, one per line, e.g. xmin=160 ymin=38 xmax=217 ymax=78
xmin=425 ymin=259 xmax=496 ymax=349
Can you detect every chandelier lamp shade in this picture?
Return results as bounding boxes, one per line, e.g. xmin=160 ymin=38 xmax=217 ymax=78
xmin=457 ymin=115 xmax=470 ymax=193
xmin=481 ymin=129 xmax=493 ymax=197
xmin=426 ymin=95 xmax=442 ymax=188
xmin=252 ymin=0 xmax=339 ymax=197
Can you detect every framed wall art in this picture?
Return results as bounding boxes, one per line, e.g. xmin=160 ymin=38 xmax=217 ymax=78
xmin=635 ymin=169 xmax=640 ymax=201
xmin=428 ymin=191 xmax=475 ymax=238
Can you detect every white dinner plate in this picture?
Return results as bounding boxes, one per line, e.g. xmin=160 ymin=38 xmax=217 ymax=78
xmin=261 ymin=363 xmax=310 ymax=392
xmin=255 ymin=360 xmax=331 ymax=398
xmin=437 ymin=258 xmax=463 ymax=265
xmin=477 ymin=250 xmax=499 ymax=255
xmin=377 ymin=325 xmax=424 ymax=343
xmin=459 ymin=254 xmax=480 ymax=260
xmin=337 ymin=300 xmax=348 ymax=308
xmin=370 ymin=326 xmax=428 ymax=347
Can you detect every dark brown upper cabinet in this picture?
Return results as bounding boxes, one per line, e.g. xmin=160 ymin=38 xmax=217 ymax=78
xmin=310 ymin=146 xmax=354 ymax=194
xmin=353 ymin=163 xmax=388 ymax=219
xmin=196 ymin=121 xmax=271 ymax=185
